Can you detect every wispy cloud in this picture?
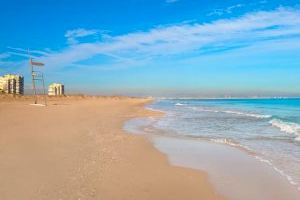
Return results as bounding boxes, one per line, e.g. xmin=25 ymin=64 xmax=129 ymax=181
xmin=165 ymin=0 xmax=179 ymax=3
xmin=0 ymin=52 xmax=10 ymax=60
xmin=208 ymin=4 xmax=244 ymax=16
xmin=7 ymin=47 xmax=50 ymax=58
xmin=65 ymin=28 xmax=99 ymax=45
xmin=7 ymin=7 xmax=300 ymax=72
xmin=260 ymin=0 xmax=268 ymax=4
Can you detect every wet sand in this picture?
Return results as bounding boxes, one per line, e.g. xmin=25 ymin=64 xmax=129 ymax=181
xmin=0 ymin=96 xmax=224 ymax=200
xmin=152 ymin=136 xmax=300 ymax=200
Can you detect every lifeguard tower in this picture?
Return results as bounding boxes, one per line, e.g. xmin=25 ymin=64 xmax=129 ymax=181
xmin=29 ymin=57 xmax=47 ymax=106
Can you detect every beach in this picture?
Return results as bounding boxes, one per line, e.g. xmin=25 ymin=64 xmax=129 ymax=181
xmin=125 ymin=98 xmax=300 ymax=200
xmin=0 ymin=96 xmax=224 ymax=200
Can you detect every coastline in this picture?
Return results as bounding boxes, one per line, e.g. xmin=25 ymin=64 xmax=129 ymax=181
xmin=126 ymin=99 xmax=300 ymax=200
xmin=0 ymin=96 xmax=225 ymax=200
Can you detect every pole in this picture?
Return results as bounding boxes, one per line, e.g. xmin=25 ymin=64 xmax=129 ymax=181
xmin=42 ymin=74 xmax=47 ymax=106
xmin=28 ymin=50 xmax=37 ymax=104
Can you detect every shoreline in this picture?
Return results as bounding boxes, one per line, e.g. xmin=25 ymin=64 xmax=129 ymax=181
xmin=126 ymin=99 xmax=300 ymax=200
xmin=151 ymin=136 xmax=300 ymax=200
xmin=0 ymin=96 xmax=225 ymax=200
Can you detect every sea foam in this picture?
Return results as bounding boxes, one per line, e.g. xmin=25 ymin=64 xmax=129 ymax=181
xmin=210 ymin=138 xmax=254 ymax=152
xmin=194 ymin=107 xmax=271 ymax=119
xmin=269 ymin=119 xmax=300 ymax=139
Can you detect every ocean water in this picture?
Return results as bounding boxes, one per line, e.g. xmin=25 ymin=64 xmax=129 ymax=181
xmin=124 ymin=98 xmax=300 ymax=199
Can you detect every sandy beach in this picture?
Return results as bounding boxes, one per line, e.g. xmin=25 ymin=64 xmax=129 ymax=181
xmin=0 ymin=96 xmax=224 ymax=200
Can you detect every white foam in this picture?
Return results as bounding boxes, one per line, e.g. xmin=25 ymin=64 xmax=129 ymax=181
xmin=223 ymin=110 xmax=271 ymax=119
xmin=210 ymin=138 xmax=239 ymax=147
xmin=195 ymin=107 xmax=219 ymax=113
xmin=269 ymin=119 xmax=300 ymax=139
xmin=146 ymin=106 xmax=164 ymax=113
xmin=211 ymin=138 xmax=300 ymax=191
xmin=254 ymin=155 xmax=299 ymax=190
xmin=194 ymin=107 xmax=271 ymax=119
xmin=210 ymin=138 xmax=253 ymax=152
xmin=175 ymin=103 xmax=184 ymax=106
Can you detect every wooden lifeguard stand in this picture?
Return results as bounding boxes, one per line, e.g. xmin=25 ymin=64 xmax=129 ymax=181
xmin=29 ymin=56 xmax=47 ymax=106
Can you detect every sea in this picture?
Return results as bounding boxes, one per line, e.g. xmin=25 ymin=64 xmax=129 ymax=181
xmin=124 ymin=98 xmax=300 ymax=200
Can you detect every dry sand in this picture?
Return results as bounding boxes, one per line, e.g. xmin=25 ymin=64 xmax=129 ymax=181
xmin=0 ymin=96 xmax=225 ymax=200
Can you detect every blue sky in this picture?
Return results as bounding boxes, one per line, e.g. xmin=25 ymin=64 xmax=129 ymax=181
xmin=0 ymin=0 xmax=300 ymax=97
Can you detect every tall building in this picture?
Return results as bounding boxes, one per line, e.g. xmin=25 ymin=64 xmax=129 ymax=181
xmin=48 ymin=83 xmax=65 ymax=96
xmin=0 ymin=74 xmax=24 ymax=95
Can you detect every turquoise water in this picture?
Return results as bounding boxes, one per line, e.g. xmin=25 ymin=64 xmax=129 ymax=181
xmin=126 ymin=98 xmax=300 ymax=193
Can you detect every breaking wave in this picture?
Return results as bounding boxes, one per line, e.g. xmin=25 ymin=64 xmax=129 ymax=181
xmin=194 ymin=107 xmax=272 ymax=119
xmin=269 ymin=119 xmax=300 ymax=140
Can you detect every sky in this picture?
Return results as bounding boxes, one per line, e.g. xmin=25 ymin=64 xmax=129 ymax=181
xmin=0 ymin=0 xmax=300 ymax=97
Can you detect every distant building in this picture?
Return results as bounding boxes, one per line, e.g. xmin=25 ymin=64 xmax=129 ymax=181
xmin=0 ymin=74 xmax=24 ymax=95
xmin=48 ymin=83 xmax=65 ymax=96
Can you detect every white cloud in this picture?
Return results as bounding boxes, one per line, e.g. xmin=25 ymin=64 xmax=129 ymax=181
xmin=9 ymin=7 xmax=300 ymax=71
xmin=0 ymin=52 xmax=10 ymax=60
xmin=7 ymin=47 xmax=50 ymax=57
xmin=208 ymin=4 xmax=244 ymax=16
xmin=0 ymin=53 xmax=16 ymax=71
xmin=65 ymin=28 xmax=99 ymax=44
xmin=166 ymin=0 xmax=179 ymax=3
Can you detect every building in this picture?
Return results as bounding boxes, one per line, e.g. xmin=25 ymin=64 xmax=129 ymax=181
xmin=0 ymin=74 xmax=24 ymax=95
xmin=48 ymin=83 xmax=65 ymax=96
